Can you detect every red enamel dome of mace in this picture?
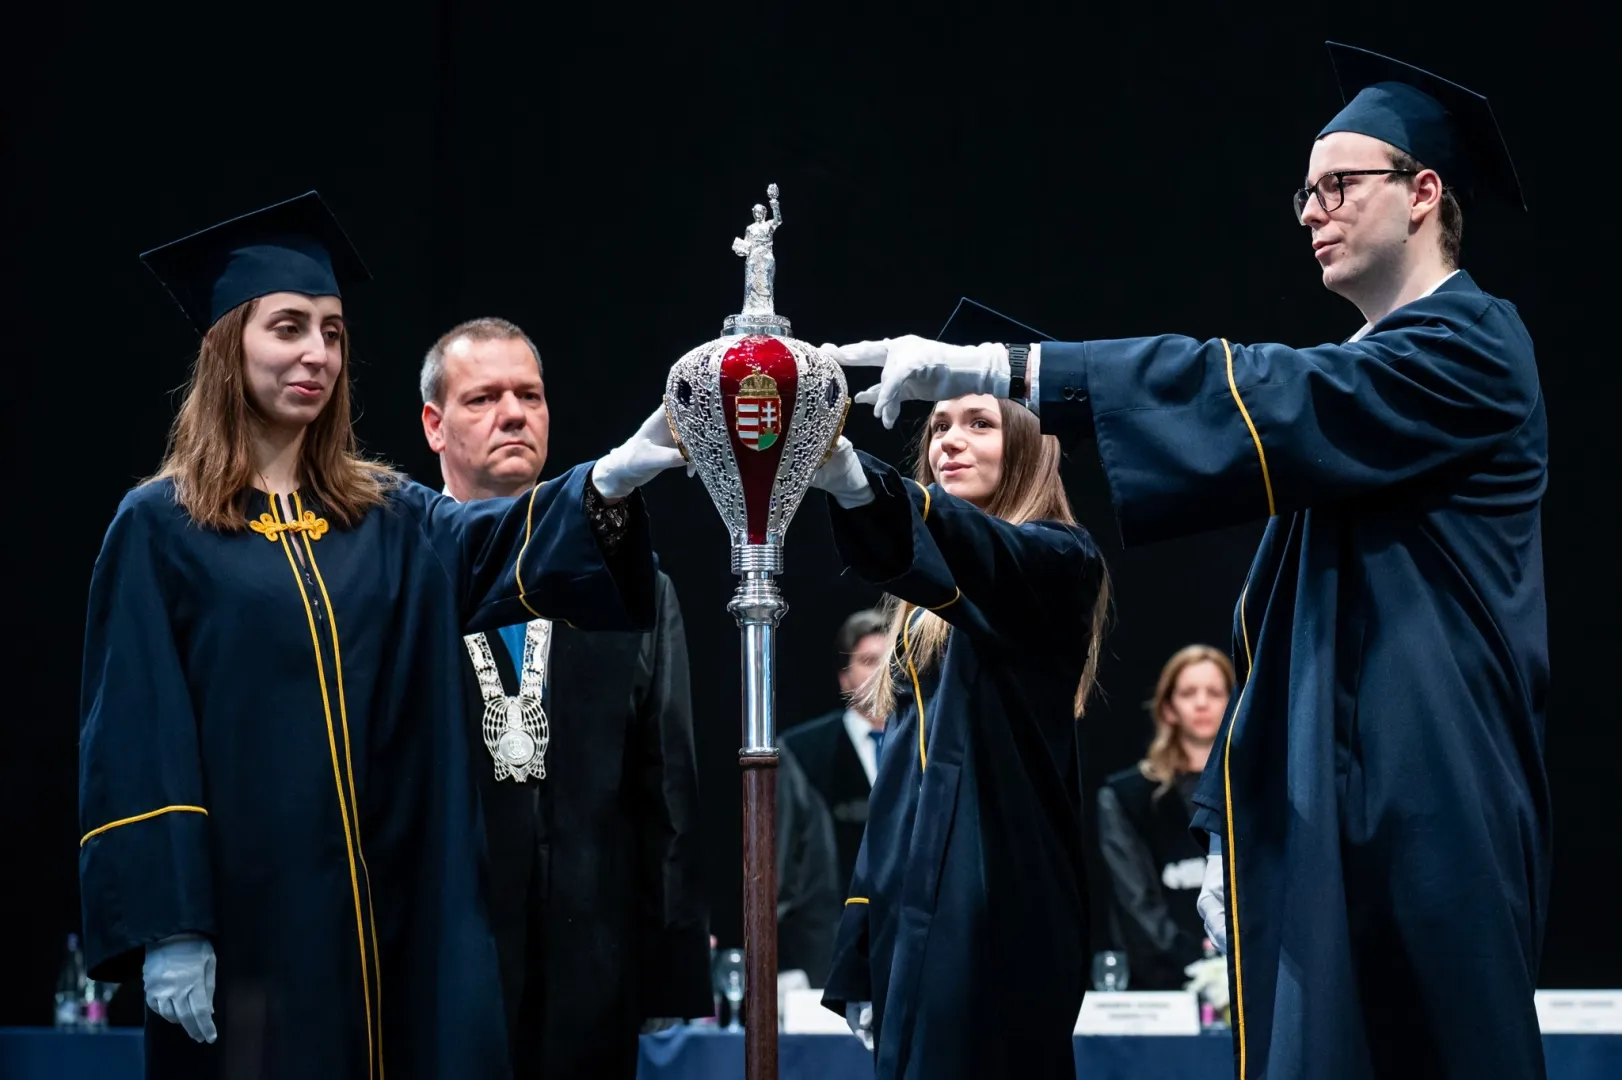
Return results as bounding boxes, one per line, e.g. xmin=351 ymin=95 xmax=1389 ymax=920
xmin=663 ymin=183 xmax=849 ymax=1078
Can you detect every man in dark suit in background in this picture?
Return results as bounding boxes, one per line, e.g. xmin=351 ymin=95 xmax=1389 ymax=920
xmin=420 ymin=317 xmax=711 ymax=1080
xmin=781 ymin=610 xmax=890 ymax=892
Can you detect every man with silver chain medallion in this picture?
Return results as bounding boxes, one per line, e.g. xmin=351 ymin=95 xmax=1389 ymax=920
xmin=419 ymin=317 xmax=711 ymax=1080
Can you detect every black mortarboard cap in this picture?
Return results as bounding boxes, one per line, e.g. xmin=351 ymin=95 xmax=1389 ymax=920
xmin=936 ymin=296 xmax=1056 ymax=346
xmin=139 ymin=190 xmax=371 ymax=334
xmin=1319 ymin=42 xmax=1525 ymax=210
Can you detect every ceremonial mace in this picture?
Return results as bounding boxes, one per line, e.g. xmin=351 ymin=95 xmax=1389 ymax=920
xmin=664 ymin=184 xmax=849 ymax=1080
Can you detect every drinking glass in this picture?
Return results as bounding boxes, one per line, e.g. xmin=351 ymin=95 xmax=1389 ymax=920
xmin=713 ymin=947 xmax=746 ymax=1031
xmin=1091 ymin=950 xmax=1130 ymax=992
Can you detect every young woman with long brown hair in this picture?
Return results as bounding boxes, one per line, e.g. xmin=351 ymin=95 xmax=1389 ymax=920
xmin=77 ymin=192 xmax=684 ymax=1080
xmin=810 ymin=392 xmax=1111 ymax=1080
xmin=1096 ymin=645 xmax=1234 ymax=989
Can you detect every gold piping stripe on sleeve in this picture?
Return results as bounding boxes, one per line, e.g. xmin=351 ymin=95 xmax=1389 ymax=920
xmin=845 ymin=897 xmax=870 ymax=905
xmin=1222 ymin=581 xmax=1252 ymax=1078
xmin=80 ymin=805 xmax=207 ymax=847
xmin=905 ymin=478 xmax=932 ymax=521
xmin=1222 ymin=339 xmax=1276 ymax=518
xmin=274 ymin=498 xmax=376 ymax=1080
xmin=515 ymin=483 xmax=544 ymax=620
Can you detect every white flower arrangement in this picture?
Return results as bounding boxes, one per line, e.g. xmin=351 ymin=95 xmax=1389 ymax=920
xmin=1183 ymin=955 xmax=1230 ymax=1013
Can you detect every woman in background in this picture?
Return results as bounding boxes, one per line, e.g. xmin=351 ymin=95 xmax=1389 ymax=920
xmin=1097 ymin=645 xmax=1235 ymax=989
xmin=811 ymin=392 xmax=1111 ymax=1080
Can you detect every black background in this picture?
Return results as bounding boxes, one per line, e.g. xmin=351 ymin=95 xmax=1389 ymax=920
xmin=4 ymin=0 xmax=1615 ymax=1026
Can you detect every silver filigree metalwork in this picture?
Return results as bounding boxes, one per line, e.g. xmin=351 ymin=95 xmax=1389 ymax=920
xmin=464 ymin=620 xmax=552 ymax=782
xmin=664 ymin=336 xmax=848 ymax=552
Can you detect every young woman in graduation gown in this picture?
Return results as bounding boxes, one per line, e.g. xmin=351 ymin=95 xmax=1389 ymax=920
xmin=811 ymin=393 xmax=1112 ymax=1080
xmin=77 ymin=193 xmax=688 ymax=1080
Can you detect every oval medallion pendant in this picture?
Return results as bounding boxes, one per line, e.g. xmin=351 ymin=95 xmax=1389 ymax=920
xmin=498 ymin=729 xmax=536 ymax=767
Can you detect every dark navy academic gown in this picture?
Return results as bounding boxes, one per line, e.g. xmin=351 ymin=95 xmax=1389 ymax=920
xmin=1038 ymin=271 xmax=1550 ymax=1080
xmin=819 ymin=454 xmax=1107 ymax=1080
xmin=78 ymin=463 xmax=655 ymax=1080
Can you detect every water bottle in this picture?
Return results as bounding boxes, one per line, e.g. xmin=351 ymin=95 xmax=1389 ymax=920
xmin=83 ymin=978 xmax=117 ymax=1031
xmin=54 ymin=934 xmax=87 ymax=1029
xmin=1198 ymin=937 xmax=1228 ymax=1030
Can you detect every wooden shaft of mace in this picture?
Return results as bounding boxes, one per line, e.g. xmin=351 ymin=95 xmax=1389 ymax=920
xmin=740 ymin=752 xmax=779 ymax=1080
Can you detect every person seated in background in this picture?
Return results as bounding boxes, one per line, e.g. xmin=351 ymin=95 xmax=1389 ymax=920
xmin=782 ymin=609 xmax=890 ymax=894
xmin=1097 ymin=646 xmax=1235 ymax=990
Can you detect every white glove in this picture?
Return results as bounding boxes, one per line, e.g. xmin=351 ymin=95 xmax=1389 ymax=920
xmin=590 ymin=405 xmax=693 ymax=500
xmin=845 ymin=1000 xmax=874 ymax=1050
xmin=143 ymin=933 xmax=217 ymax=1044
xmin=825 ymin=336 xmax=1010 ymax=429
xmin=810 ymin=437 xmax=873 ymax=509
xmin=1197 ymin=853 xmax=1228 ymax=955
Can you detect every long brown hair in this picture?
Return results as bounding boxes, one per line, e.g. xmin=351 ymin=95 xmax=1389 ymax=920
xmin=148 ymin=297 xmax=395 ymax=529
xmin=1139 ymin=644 xmax=1236 ymax=799
xmin=855 ymin=397 xmax=1112 ymax=721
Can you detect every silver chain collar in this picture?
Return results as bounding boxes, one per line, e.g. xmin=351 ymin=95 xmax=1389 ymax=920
xmin=464 ymin=621 xmax=552 ymax=782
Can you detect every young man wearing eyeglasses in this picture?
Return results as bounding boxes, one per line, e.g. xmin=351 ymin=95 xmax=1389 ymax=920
xmin=812 ymin=42 xmax=1549 ymax=1080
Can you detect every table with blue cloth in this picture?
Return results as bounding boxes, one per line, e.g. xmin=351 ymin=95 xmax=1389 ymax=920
xmin=4 ymin=1026 xmax=1620 ymax=1078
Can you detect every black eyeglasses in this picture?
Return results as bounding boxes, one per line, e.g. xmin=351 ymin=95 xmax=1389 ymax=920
xmin=1294 ymin=169 xmax=1416 ymax=223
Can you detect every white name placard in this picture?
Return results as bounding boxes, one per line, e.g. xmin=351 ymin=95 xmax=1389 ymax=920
xmin=1075 ymin=990 xmax=1201 ymax=1035
xmin=1534 ymin=990 xmax=1622 ymax=1034
xmin=782 ymin=988 xmax=859 ymax=1034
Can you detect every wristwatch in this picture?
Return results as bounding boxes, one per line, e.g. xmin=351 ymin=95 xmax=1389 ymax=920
xmin=1006 ymin=344 xmax=1030 ymax=405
